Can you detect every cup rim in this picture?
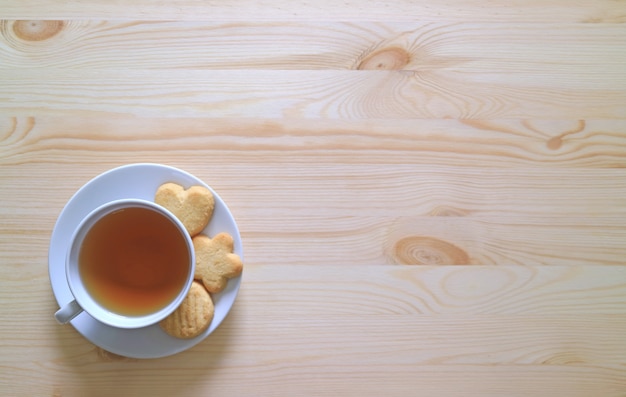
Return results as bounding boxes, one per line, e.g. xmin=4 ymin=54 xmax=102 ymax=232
xmin=65 ymin=198 xmax=195 ymax=329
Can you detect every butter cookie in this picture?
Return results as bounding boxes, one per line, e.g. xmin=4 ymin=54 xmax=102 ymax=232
xmin=155 ymin=182 xmax=214 ymax=236
xmin=193 ymin=233 xmax=243 ymax=293
xmin=160 ymin=281 xmax=214 ymax=339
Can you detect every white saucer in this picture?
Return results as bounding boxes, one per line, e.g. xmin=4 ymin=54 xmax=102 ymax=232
xmin=48 ymin=163 xmax=243 ymax=359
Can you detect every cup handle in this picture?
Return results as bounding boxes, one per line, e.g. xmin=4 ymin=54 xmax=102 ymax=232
xmin=54 ymin=300 xmax=83 ymax=324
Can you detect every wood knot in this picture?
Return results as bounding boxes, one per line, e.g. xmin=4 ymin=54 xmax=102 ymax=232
xmin=546 ymin=136 xmax=562 ymax=150
xmin=12 ymin=20 xmax=64 ymax=41
xmin=428 ymin=206 xmax=471 ymax=217
xmin=393 ymin=236 xmax=469 ymax=265
xmin=358 ymin=47 xmax=410 ymax=70
xmin=538 ymin=120 xmax=585 ymax=151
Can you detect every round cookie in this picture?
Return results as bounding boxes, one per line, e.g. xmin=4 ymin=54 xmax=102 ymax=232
xmin=159 ymin=281 xmax=214 ymax=339
xmin=155 ymin=182 xmax=215 ymax=237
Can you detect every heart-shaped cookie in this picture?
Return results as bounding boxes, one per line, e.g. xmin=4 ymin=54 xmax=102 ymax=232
xmin=193 ymin=233 xmax=243 ymax=293
xmin=155 ymin=182 xmax=215 ymax=237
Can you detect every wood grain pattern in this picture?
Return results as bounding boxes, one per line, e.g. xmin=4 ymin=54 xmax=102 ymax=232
xmin=1 ymin=21 xmax=624 ymax=72
xmin=1 ymin=20 xmax=624 ymax=119
xmin=240 ymin=265 xmax=626 ymax=315
xmin=1 ymin=1 xmax=625 ymax=396
xmin=1 ymin=264 xmax=625 ymax=395
xmin=2 ymin=0 xmax=626 ymax=22
xmin=2 ymin=117 xmax=626 ymax=168
xmin=1 ymin=117 xmax=626 ymax=269
xmin=1 ymin=69 xmax=625 ymax=119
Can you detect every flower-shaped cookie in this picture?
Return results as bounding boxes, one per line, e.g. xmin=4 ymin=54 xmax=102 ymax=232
xmin=193 ymin=233 xmax=243 ymax=293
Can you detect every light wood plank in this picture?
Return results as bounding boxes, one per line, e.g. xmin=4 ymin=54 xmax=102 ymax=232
xmin=1 ymin=264 xmax=625 ymax=396
xmin=242 ymin=215 xmax=626 ymax=266
xmin=1 ymin=69 xmax=625 ymax=119
xmin=3 ymin=117 xmax=626 ymax=168
xmin=1 ymin=0 xmax=625 ymax=22
xmin=4 ymin=313 xmax=626 ymax=361
xmin=4 ymin=364 xmax=625 ymax=397
xmin=1 ymin=313 xmax=625 ymax=396
xmin=1 ymin=21 xmax=624 ymax=73
xmin=242 ymin=265 xmax=626 ymax=314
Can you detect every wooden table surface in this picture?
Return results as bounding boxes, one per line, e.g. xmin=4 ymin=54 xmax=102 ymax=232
xmin=1 ymin=1 xmax=626 ymax=396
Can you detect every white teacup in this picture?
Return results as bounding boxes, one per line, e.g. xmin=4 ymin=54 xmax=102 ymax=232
xmin=54 ymin=198 xmax=195 ymax=329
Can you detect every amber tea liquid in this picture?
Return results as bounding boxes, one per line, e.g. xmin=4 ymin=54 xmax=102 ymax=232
xmin=79 ymin=206 xmax=190 ymax=316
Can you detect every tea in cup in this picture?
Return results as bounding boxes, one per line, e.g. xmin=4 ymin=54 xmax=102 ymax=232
xmin=54 ymin=198 xmax=195 ymax=328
